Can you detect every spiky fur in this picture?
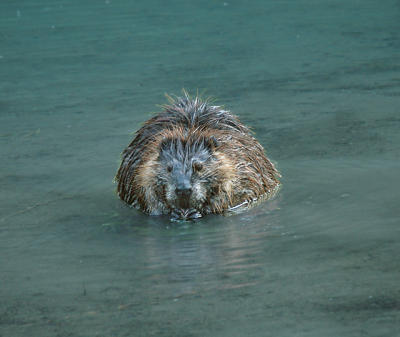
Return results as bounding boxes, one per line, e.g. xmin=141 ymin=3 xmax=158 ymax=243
xmin=116 ymin=91 xmax=280 ymax=217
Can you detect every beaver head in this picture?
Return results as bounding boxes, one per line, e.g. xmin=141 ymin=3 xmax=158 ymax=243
xmin=155 ymin=134 xmax=228 ymax=220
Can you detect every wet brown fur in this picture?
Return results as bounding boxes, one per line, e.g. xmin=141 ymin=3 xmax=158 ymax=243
xmin=116 ymin=92 xmax=280 ymax=217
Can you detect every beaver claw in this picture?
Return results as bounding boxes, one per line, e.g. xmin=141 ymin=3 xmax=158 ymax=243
xmin=171 ymin=208 xmax=202 ymax=221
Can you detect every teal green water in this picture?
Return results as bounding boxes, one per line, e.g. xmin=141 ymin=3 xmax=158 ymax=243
xmin=1 ymin=1 xmax=400 ymax=336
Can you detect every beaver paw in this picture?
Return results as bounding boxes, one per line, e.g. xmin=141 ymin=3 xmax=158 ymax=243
xmin=171 ymin=208 xmax=202 ymax=221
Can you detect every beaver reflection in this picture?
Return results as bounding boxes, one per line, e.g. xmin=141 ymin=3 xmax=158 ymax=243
xmin=115 ymin=91 xmax=280 ymax=220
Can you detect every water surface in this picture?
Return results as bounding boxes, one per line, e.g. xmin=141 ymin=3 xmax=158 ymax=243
xmin=1 ymin=0 xmax=400 ymax=336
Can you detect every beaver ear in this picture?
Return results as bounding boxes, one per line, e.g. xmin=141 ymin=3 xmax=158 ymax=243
xmin=159 ymin=137 xmax=170 ymax=152
xmin=207 ymin=136 xmax=220 ymax=150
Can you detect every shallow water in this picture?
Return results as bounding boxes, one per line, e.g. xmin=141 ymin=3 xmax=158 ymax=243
xmin=1 ymin=0 xmax=400 ymax=336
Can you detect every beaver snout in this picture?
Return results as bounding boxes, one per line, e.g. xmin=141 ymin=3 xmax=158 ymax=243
xmin=175 ymin=187 xmax=192 ymax=197
xmin=175 ymin=172 xmax=192 ymax=197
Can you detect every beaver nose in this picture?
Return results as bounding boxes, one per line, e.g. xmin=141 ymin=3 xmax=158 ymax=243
xmin=175 ymin=187 xmax=192 ymax=197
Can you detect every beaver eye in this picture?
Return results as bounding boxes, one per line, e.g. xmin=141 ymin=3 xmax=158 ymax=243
xmin=193 ymin=162 xmax=203 ymax=172
xmin=167 ymin=164 xmax=173 ymax=172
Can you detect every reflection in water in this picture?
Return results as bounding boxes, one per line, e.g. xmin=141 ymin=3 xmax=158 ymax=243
xmin=124 ymin=197 xmax=282 ymax=299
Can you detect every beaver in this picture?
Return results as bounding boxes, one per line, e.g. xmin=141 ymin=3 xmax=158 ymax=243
xmin=116 ymin=91 xmax=280 ymax=220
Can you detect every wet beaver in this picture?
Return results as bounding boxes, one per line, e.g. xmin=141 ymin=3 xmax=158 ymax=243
xmin=116 ymin=92 xmax=280 ymax=220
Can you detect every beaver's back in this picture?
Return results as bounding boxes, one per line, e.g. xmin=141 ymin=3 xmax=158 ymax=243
xmin=129 ymin=94 xmax=250 ymax=149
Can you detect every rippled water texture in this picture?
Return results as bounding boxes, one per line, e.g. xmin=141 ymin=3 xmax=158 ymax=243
xmin=1 ymin=0 xmax=400 ymax=336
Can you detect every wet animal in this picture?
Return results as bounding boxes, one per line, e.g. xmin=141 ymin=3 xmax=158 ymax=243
xmin=116 ymin=92 xmax=280 ymax=220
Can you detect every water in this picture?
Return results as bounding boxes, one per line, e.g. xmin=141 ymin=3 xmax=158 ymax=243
xmin=1 ymin=0 xmax=400 ymax=336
